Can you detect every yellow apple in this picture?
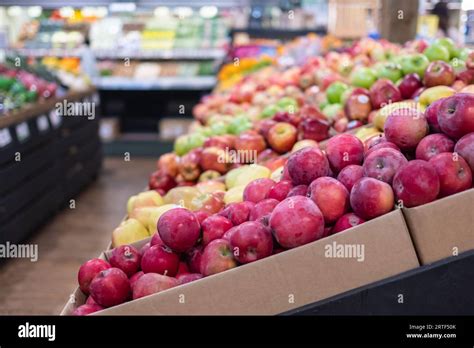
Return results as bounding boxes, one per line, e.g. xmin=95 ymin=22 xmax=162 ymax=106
xmin=374 ymin=100 xmax=420 ymax=130
xmin=233 ymin=164 xmax=271 ymax=188
xmin=419 ymin=86 xmax=455 ymax=108
xmin=270 ymin=166 xmax=285 ymax=182
xmin=460 ymin=84 xmax=474 ymax=94
xmin=196 ymin=180 xmax=227 ymax=194
xmin=111 ymin=218 xmax=149 ymax=247
xmin=291 ymin=139 xmax=319 ymax=153
xmin=355 ymin=127 xmax=381 ymax=142
xmin=224 ymin=185 xmax=246 ymax=204
xmin=164 ymin=186 xmax=201 ymax=209
xmin=127 ymin=190 xmax=164 ymax=215
xmin=129 ymin=204 xmax=179 ymax=234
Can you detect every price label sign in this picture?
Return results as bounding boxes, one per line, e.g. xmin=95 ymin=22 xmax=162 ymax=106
xmin=37 ymin=115 xmax=50 ymax=132
xmin=0 ymin=128 xmax=12 ymax=148
xmin=49 ymin=109 xmax=62 ymax=128
xmin=16 ymin=122 xmax=30 ymax=142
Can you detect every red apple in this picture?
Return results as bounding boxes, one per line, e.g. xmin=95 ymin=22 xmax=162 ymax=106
xmin=243 ymin=178 xmax=275 ymax=203
xmin=230 ymin=221 xmax=273 ymax=264
xmin=256 ymin=119 xmax=278 ymax=138
xmin=384 ymin=107 xmax=428 ymax=151
xmin=193 ymin=210 xmax=211 ymax=225
xmin=202 ymin=215 xmax=233 ymax=246
xmin=129 ymin=271 xmax=144 ymax=290
xmin=326 ymin=134 xmax=364 ymax=173
xmin=287 ymin=184 xmax=308 ymax=197
xmin=200 ymin=147 xmax=230 ymax=174
xmin=140 ymin=242 xmax=151 ymax=256
xmin=287 ymin=146 xmax=330 ymax=185
xmin=178 ymin=149 xmax=201 ymax=182
xmin=157 ymin=208 xmax=201 ymax=252
xmin=200 ymin=239 xmax=237 ymax=276
xmin=267 ymin=122 xmax=298 ymax=153
xmin=190 ymin=192 xmax=225 ymax=215
xmin=429 ymin=153 xmax=473 ymax=197
xmin=149 ymin=169 xmax=177 ymax=193
xmin=109 ymin=245 xmax=141 ymax=277
xmin=454 ymin=133 xmax=474 ymax=173
xmin=257 ymin=148 xmax=279 ymax=164
xmin=267 ymin=180 xmax=293 ymax=201
xmin=89 ymin=268 xmax=131 ymax=308
xmin=363 ymin=147 xmax=408 ymax=184
xmin=332 ymin=213 xmax=365 ymax=234
xmin=269 ymin=196 xmax=325 ymax=248
xmin=392 ymin=160 xmax=440 ymax=207
xmin=218 ymin=202 xmax=251 ymax=225
xmin=437 ymin=93 xmax=474 ymax=139
xmin=72 ymin=304 xmax=103 ymax=316
xmin=369 ymin=79 xmax=402 ymax=109
xmin=344 ymin=93 xmax=372 ymax=121
xmin=364 ymin=134 xmax=387 ymax=153
xmin=299 ymin=118 xmax=331 ymax=142
xmin=157 ymin=153 xmax=179 ymax=177
xmin=150 ymin=232 xmax=164 ymax=246
xmin=86 ymin=296 xmax=98 ymax=305
xmin=177 ymin=273 xmax=203 ymax=285
xmin=249 ymin=198 xmax=279 ymax=221
xmin=337 ymin=165 xmax=364 ymax=192
xmin=365 ymin=141 xmax=400 ymax=157
xmin=398 ymin=73 xmax=423 ymax=99
xmin=78 ymin=258 xmax=111 ymax=295
xmin=424 ymin=98 xmax=443 ymax=133
xmin=308 ymin=177 xmax=349 ymax=224
xmin=415 ymin=133 xmax=455 ymax=161
xmin=350 ymin=177 xmax=394 ymax=220
xmin=176 ymin=261 xmax=189 ymax=276
xmin=132 ymin=273 xmax=178 ymax=300
xmin=234 ymin=131 xmax=267 ymax=157
xmin=424 ymin=61 xmax=455 ymax=87
xmin=185 ymin=245 xmax=203 ymax=273
xmin=141 ymin=244 xmax=180 ymax=276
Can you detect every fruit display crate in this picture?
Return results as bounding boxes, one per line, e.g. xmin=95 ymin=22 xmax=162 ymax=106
xmin=284 ymin=250 xmax=474 ymax=316
xmin=0 ymin=88 xmax=102 ymax=245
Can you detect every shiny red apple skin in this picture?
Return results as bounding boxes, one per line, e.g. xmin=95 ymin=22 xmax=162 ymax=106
xmin=158 ymin=208 xmax=201 ymax=253
xmin=200 ymin=239 xmax=237 ymax=276
xmin=287 ymin=146 xmax=330 ymax=185
xmin=337 ymin=165 xmax=364 ymax=192
xmin=326 ymin=134 xmax=365 ymax=174
xmin=392 ymin=160 xmax=440 ymax=207
xmin=230 ymin=221 xmax=273 ymax=264
xmin=350 ymin=177 xmax=395 ymax=220
xmin=429 ymin=153 xmax=473 ymax=197
xmin=243 ymin=178 xmax=276 ymax=203
xmin=269 ymin=196 xmax=325 ymax=249
xmin=363 ymin=147 xmax=408 ymax=184
xmin=249 ymin=198 xmax=279 ymax=221
xmin=308 ymin=177 xmax=349 ymax=224
xmin=141 ymin=244 xmax=180 ymax=277
xmin=384 ymin=108 xmax=429 ymax=151
xmin=437 ymin=93 xmax=474 ymax=139
xmin=415 ymin=133 xmax=455 ymax=161
xmin=423 ymin=61 xmax=455 ymax=88
xmin=267 ymin=180 xmax=293 ymax=201
xmin=218 ymin=202 xmax=251 ymax=225
xmin=332 ymin=213 xmax=366 ymax=234
xmin=369 ymin=79 xmax=402 ymax=109
xmin=109 ymin=245 xmax=142 ymax=277
xmin=201 ymin=215 xmax=233 ymax=246
xmin=78 ymin=258 xmax=111 ymax=295
xmin=454 ymin=133 xmax=474 ymax=173
xmin=398 ymin=73 xmax=423 ymax=99
xmin=89 ymin=268 xmax=131 ymax=308
xmin=132 ymin=273 xmax=178 ymax=300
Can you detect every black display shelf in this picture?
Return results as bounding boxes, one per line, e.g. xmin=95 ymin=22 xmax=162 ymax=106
xmin=284 ymin=250 xmax=474 ymax=316
xmin=230 ymin=27 xmax=328 ymax=41
xmin=0 ymin=89 xmax=103 ymax=245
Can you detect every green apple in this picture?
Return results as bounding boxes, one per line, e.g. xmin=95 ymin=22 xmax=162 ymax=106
xmin=187 ymin=132 xmax=205 ymax=150
xmin=350 ymin=67 xmax=377 ymax=89
xmin=174 ymin=135 xmax=191 ymax=156
xmin=423 ymin=44 xmax=450 ymax=62
xmin=277 ymin=97 xmax=299 ymax=113
xmin=434 ymin=37 xmax=459 ymax=59
xmin=322 ymin=103 xmax=342 ymax=121
xmin=326 ymin=81 xmax=349 ymax=104
xmin=319 ymin=97 xmax=329 ymax=110
xmin=260 ymin=104 xmax=279 ymax=119
xmin=375 ymin=62 xmax=403 ymax=83
xmin=460 ymin=48 xmax=472 ymax=62
xmin=450 ymin=58 xmax=466 ymax=74
xmin=210 ymin=121 xmax=228 ymax=135
xmin=228 ymin=115 xmax=252 ymax=135
xmin=400 ymin=54 xmax=430 ymax=78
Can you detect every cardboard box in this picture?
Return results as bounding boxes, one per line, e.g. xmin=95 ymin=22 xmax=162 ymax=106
xmin=402 ymin=188 xmax=474 ymax=265
xmin=61 ymin=209 xmax=419 ymax=315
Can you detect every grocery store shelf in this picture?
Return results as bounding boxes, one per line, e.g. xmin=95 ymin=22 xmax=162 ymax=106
xmin=93 ymin=48 xmax=226 ymax=60
xmin=230 ymin=27 xmax=328 ymax=40
xmin=92 ymin=76 xmax=216 ymax=90
xmin=103 ymin=133 xmax=173 ymax=157
xmin=5 ymin=47 xmax=84 ymax=58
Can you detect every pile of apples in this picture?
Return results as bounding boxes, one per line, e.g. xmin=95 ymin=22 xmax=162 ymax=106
xmin=75 ymin=90 xmax=473 ymax=314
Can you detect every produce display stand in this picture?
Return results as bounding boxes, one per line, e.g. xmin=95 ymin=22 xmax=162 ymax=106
xmin=0 ymin=88 xmax=102 ymax=245
xmin=284 ymin=250 xmax=474 ymax=316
